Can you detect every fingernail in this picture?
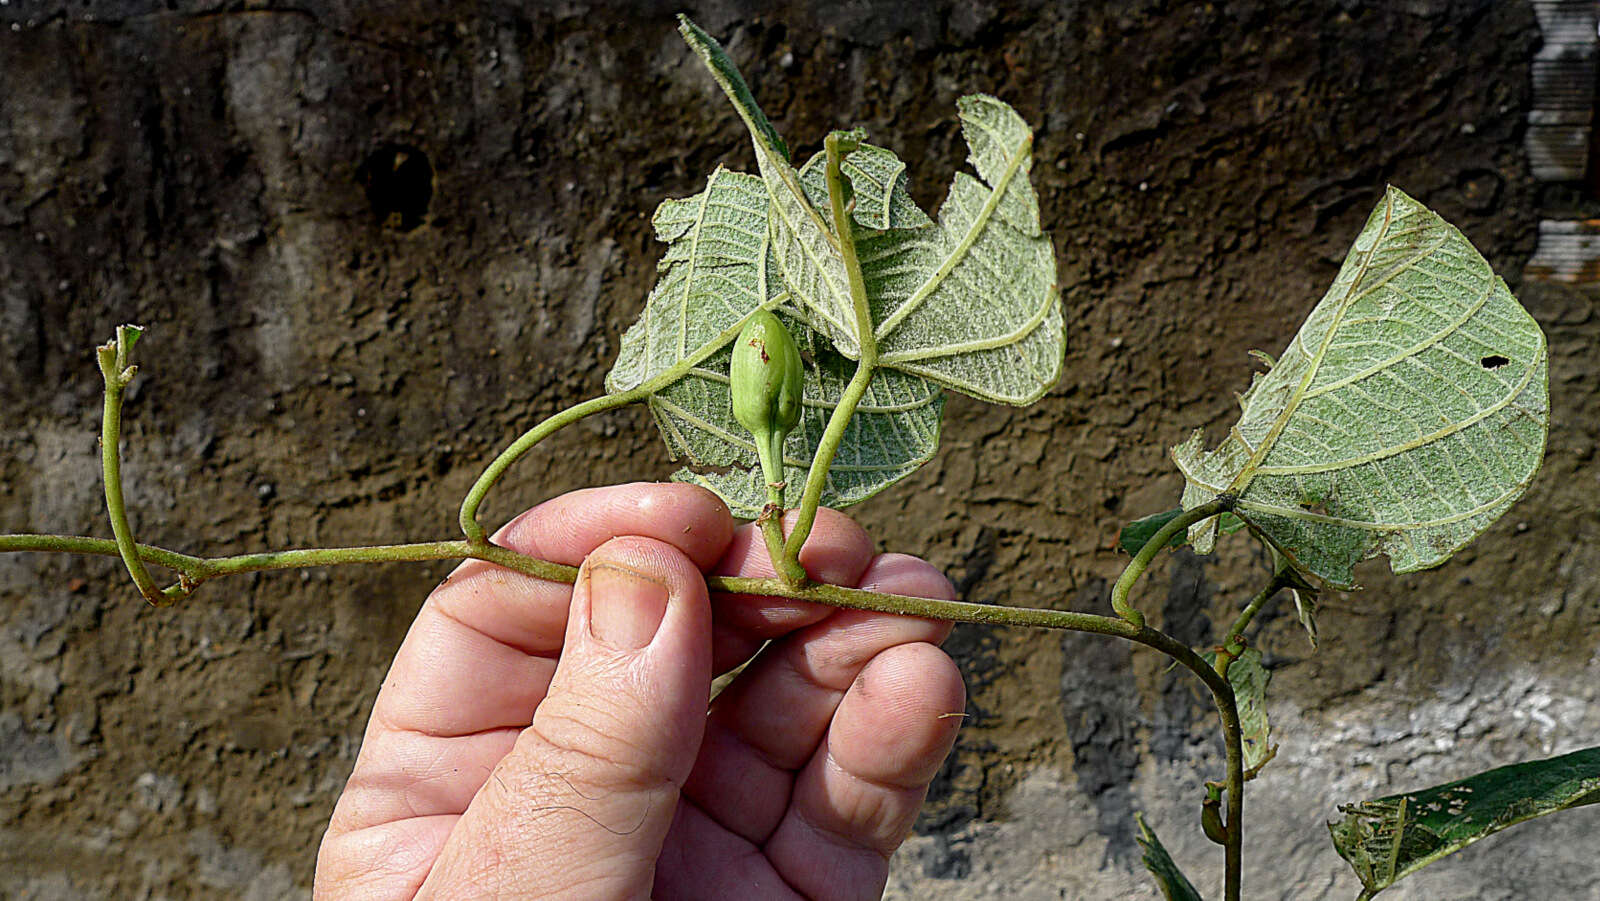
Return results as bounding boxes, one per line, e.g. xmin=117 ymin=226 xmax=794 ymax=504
xmin=587 ymin=563 xmax=669 ymax=649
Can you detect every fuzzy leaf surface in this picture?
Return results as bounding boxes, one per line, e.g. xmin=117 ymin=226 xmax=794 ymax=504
xmin=606 ymin=167 xmax=775 ymax=393
xmin=677 ymin=17 xmax=861 ymax=356
xmin=865 ymin=94 xmax=1065 ymax=404
xmin=1173 ymin=187 xmax=1548 ymax=587
xmin=680 ymin=20 xmax=1064 ymax=405
xmin=796 ymin=143 xmax=933 ymax=232
xmin=1329 ymin=746 xmax=1600 ymax=898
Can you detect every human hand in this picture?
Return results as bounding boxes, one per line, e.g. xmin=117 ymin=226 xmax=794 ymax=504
xmin=314 ymin=482 xmax=965 ymax=899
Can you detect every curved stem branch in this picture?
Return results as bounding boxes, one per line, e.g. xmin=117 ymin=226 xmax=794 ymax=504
xmin=783 ymin=131 xmax=878 ymax=568
xmin=1111 ymin=497 xmax=1234 ymax=626
xmin=458 ymin=388 xmax=646 ymax=544
xmin=96 ymin=326 xmax=188 ymax=607
xmin=1215 ymin=571 xmax=1291 ymax=676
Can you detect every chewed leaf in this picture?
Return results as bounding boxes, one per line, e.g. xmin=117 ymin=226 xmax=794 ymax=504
xmin=1329 ymin=746 xmax=1600 ymax=897
xmin=797 ymin=143 xmax=933 ymax=232
xmin=867 ymin=95 xmax=1064 ymax=405
xmin=607 ymin=167 xmax=775 ymax=394
xmin=1135 ymin=814 xmax=1207 ymax=901
xmin=680 ymin=20 xmax=1063 ymax=406
xmin=653 ymin=319 xmax=944 ymax=517
xmin=1173 ymin=187 xmax=1549 ymax=588
xmin=678 ymin=17 xmax=861 ymax=357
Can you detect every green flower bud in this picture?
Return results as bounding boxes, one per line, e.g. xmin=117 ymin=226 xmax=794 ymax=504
xmin=731 ymin=310 xmax=804 ymax=490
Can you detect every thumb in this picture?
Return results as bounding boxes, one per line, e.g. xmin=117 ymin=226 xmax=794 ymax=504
xmin=419 ymin=536 xmax=713 ymax=900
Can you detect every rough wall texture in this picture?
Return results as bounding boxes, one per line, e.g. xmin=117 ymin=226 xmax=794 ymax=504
xmin=1 ymin=1 xmax=1596 ymax=898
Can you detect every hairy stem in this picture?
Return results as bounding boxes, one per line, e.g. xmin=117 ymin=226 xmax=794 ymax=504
xmin=1110 ymin=497 xmax=1234 ymax=627
xmin=459 ymin=388 xmax=647 ymax=544
xmin=0 ymin=534 xmax=204 ymax=574
xmin=782 ymin=131 xmax=878 ymax=568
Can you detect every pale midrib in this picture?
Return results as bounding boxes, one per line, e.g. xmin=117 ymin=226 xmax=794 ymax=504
xmin=881 ymin=279 xmax=1054 ymax=363
xmin=871 ymin=131 xmax=1033 ymax=342
xmin=1256 ymin=353 xmax=1540 ymax=475
xmin=1299 ymin=268 xmax=1493 ymax=401
xmin=1225 ymin=197 xmax=1450 ymax=496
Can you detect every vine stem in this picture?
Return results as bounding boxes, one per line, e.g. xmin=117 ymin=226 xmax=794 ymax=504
xmin=96 ymin=326 xmax=189 ymax=606
xmin=458 ymin=387 xmax=648 ymax=544
xmin=1110 ymin=497 xmax=1233 ymax=626
xmin=782 ymin=130 xmax=876 ymax=570
xmin=1215 ymin=571 xmax=1291 ymax=676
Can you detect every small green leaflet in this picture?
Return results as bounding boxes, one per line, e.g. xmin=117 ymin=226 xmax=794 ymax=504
xmin=1118 ymin=508 xmax=1245 ymax=556
xmin=678 ymin=17 xmax=1065 ymax=406
xmin=1201 ymin=648 xmax=1274 ymax=772
xmin=1173 ymin=187 xmax=1549 ymax=588
xmin=1329 ymin=746 xmax=1600 ymax=898
xmin=1136 ymin=813 xmax=1207 ymax=901
xmin=653 ymin=314 xmax=944 ymax=518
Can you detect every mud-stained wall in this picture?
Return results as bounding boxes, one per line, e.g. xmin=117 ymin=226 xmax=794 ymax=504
xmin=2 ymin=2 xmax=1596 ymax=898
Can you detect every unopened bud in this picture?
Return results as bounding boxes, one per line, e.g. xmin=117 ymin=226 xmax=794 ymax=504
xmin=731 ymin=310 xmax=804 ymax=489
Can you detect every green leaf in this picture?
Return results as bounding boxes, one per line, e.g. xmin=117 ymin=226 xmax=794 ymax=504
xmin=796 ymin=143 xmax=934 ymax=232
xmin=674 ymin=16 xmax=788 ymax=163
xmin=1329 ymin=746 xmax=1600 ymax=898
xmin=1118 ymin=509 xmax=1247 ymax=556
xmin=606 ymin=167 xmax=943 ymax=517
xmin=1200 ymin=648 xmax=1273 ymax=772
xmin=1172 ymin=187 xmax=1549 ymax=588
xmin=655 ymin=316 xmax=944 ymax=517
xmin=865 ymin=94 xmax=1064 ymax=405
xmin=1225 ymin=649 xmax=1272 ymax=772
xmin=680 ymin=19 xmax=1065 ymax=406
xmin=677 ymin=17 xmax=862 ymax=358
xmin=1135 ymin=813 xmax=1207 ymax=901
xmin=606 ymin=167 xmax=776 ymax=394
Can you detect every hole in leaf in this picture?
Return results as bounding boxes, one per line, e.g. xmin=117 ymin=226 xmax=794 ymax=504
xmin=1480 ymin=354 xmax=1510 ymax=369
xmin=357 ymin=143 xmax=433 ymax=231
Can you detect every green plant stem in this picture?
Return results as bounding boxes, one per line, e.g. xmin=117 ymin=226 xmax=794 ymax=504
xmin=782 ymin=131 xmax=879 ymax=569
xmin=1111 ymin=497 xmax=1234 ymax=627
xmin=0 ymin=534 xmax=204 ymax=573
xmin=459 ymin=388 xmax=647 ymax=544
xmin=0 ymin=533 xmax=575 ymax=588
xmin=1215 ymin=572 xmax=1291 ymax=677
xmin=96 ymin=327 xmax=188 ymax=607
xmin=1221 ymin=700 xmax=1244 ymax=901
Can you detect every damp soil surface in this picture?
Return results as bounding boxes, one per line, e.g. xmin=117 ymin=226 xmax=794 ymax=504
xmin=3 ymin=2 xmax=1598 ymax=898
